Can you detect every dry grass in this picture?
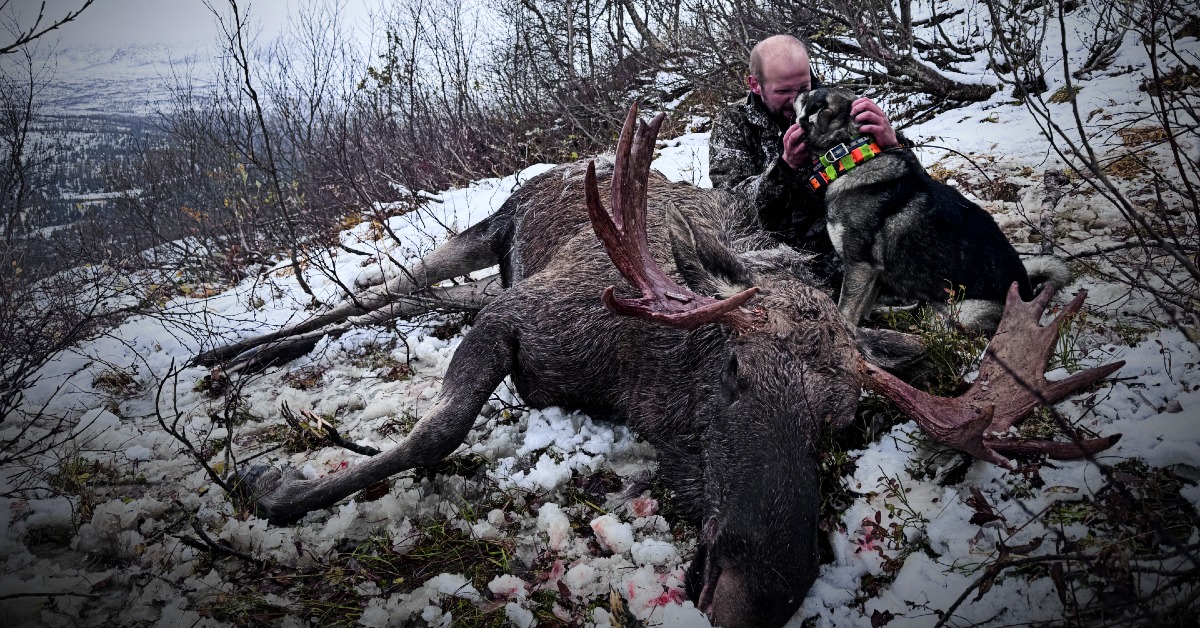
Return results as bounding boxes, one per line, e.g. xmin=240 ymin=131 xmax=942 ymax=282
xmin=1117 ymin=126 xmax=1169 ymax=145
xmin=927 ymin=162 xmax=956 ymax=184
xmin=281 ymin=365 xmax=329 ymax=391
xmin=1141 ymin=66 xmax=1200 ymax=95
xmin=92 ymin=367 xmax=141 ymax=395
xmin=1103 ymin=154 xmax=1148 ymax=179
xmin=1048 ymin=85 xmax=1082 ymax=104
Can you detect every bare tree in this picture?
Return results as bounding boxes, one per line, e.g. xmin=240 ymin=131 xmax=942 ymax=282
xmin=203 ymin=0 xmax=317 ymax=299
xmin=0 ymin=47 xmax=50 ymax=245
xmin=819 ymin=0 xmax=997 ymax=103
xmin=1 ymin=1 xmax=105 ymax=454
xmin=671 ymin=0 xmax=1001 ymax=120
xmin=985 ymin=0 xmax=1198 ymax=324
xmin=0 ymin=0 xmax=94 ymax=56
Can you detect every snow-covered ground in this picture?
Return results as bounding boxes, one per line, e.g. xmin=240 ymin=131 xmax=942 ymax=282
xmin=2 ymin=5 xmax=1197 ymax=628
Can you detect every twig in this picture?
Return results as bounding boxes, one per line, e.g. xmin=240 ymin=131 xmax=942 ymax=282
xmin=155 ymin=361 xmax=232 ymax=493
xmin=0 ymin=591 xmax=101 ymax=601
xmin=1039 ymin=170 xmax=1069 ymax=255
xmin=239 ymin=443 xmax=285 ymax=465
xmin=174 ymin=500 xmax=265 ymax=568
xmin=1065 ymin=241 xmax=1199 ymax=261
xmin=279 ymin=402 xmax=381 ymax=456
xmin=310 ymin=418 xmax=381 ymax=457
xmin=0 ymin=1 xmax=96 ymax=55
xmin=933 ymin=553 xmax=1100 ymax=628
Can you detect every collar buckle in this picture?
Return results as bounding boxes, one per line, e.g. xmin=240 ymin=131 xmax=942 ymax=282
xmin=823 ymin=143 xmax=849 ymax=163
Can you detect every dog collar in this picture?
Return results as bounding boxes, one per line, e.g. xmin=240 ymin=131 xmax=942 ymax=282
xmin=806 ymin=135 xmax=882 ymax=191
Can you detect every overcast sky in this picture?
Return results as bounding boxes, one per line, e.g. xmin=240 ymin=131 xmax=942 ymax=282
xmin=22 ymin=0 xmax=378 ymax=47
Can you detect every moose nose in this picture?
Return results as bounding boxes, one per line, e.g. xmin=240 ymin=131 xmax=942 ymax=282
xmin=700 ymin=567 xmax=750 ymax=628
xmin=703 ymin=566 xmax=800 ymax=628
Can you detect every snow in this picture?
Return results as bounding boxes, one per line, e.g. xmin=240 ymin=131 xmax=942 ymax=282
xmin=3 ymin=2 xmax=1197 ymax=626
xmin=487 ymin=574 xmax=529 ymax=599
xmin=563 ymin=562 xmax=599 ymax=590
xmin=537 ymin=502 xmax=575 ymax=552
xmin=631 ymin=539 xmax=679 ymax=566
xmin=504 ymin=602 xmax=536 ymax=627
xmin=590 ymin=514 xmax=636 ymax=555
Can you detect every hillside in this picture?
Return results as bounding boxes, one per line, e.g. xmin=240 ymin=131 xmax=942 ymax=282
xmin=1 ymin=2 xmax=1196 ymax=627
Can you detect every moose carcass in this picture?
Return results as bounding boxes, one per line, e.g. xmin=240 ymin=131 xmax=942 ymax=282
xmin=238 ymin=105 xmax=1123 ymax=627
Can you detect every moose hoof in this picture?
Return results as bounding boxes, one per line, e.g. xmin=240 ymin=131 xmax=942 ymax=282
xmin=236 ymin=464 xmax=308 ymax=525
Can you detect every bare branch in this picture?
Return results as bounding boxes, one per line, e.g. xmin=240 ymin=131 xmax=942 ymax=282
xmin=0 ymin=1 xmax=95 ymax=56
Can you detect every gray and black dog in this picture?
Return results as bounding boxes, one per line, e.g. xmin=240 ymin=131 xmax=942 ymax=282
xmin=794 ymin=87 xmax=1070 ymax=333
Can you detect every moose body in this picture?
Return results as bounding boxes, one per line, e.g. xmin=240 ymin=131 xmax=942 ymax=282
xmin=240 ymin=106 xmax=1122 ymax=627
xmin=252 ymin=134 xmax=862 ymax=627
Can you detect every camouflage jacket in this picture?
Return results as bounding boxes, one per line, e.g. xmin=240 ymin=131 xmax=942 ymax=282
xmin=709 ymin=92 xmax=829 ymax=254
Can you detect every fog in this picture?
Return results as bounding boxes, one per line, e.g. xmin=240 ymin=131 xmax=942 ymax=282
xmin=18 ymin=0 xmax=378 ymax=47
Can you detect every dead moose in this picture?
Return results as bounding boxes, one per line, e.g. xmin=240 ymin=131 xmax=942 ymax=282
xmin=232 ymin=105 xmax=1123 ymax=627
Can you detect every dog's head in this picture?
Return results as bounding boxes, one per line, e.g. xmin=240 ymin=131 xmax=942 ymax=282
xmin=794 ymin=87 xmax=858 ymax=156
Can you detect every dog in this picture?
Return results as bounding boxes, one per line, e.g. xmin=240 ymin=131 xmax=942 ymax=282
xmin=794 ymin=87 xmax=1070 ymax=333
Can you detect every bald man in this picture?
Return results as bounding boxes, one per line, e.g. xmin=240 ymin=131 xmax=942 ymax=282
xmin=710 ymin=35 xmax=902 ymax=286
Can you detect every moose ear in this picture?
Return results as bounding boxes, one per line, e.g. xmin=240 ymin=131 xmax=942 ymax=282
xmin=667 ymin=205 xmax=755 ymax=299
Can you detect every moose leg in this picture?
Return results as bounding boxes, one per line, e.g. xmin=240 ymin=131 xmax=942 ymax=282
xmin=193 ymin=216 xmax=510 ymax=368
xmin=240 ymin=313 xmax=516 ymax=525
xmin=220 ymin=275 xmax=505 ymax=374
xmin=838 ymin=261 xmax=882 ymax=325
xmin=367 ymin=228 xmax=507 ymax=302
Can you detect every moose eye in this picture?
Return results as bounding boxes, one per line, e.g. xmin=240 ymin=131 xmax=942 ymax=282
xmin=720 ymin=355 xmax=741 ymax=401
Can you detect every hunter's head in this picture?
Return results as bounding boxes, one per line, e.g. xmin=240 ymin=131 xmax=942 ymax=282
xmin=748 ymin=35 xmax=813 ymax=125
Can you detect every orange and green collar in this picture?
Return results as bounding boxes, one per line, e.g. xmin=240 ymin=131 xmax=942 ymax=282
xmin=806 ymin=135 xmax=883 ymax=192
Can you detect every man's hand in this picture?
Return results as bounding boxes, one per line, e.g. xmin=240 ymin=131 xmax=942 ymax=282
xmin=781 ymin=123 xmax=809 ymax=170
xmin=851 ymin=98 xmax=899 ymax=149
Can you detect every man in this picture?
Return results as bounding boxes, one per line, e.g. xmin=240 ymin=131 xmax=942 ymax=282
xmin=709 ymin=34 xmax=901 ymax=285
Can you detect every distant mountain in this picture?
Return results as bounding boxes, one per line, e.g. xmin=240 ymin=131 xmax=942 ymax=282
xmin=38 ymin=41 xmax=217 ymax=116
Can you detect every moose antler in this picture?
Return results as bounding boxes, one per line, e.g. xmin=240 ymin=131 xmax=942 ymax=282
xmin=863 ymin=284 xmax=1125 ymax=467
xmin=586 ymin=103 xmax=760 ymax=330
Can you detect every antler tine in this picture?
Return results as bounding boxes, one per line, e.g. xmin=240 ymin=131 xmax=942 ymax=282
xmin=586 ymin=103 xmax=760 ymax=330
xmin=989 ymin=433 xmax=1122 ymax=460
xmin=863 ymin=286 xmax=1125 ymax=468
xmin=862 ymin=364 xmax=1010 ymax=465
xmin=978 ymin=284 xmax=1125 ymax=431
xmin=609 ymin=103 xmax=650 ymax=232
xmin=991 ymin=282 xmax=1070 ymax=368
